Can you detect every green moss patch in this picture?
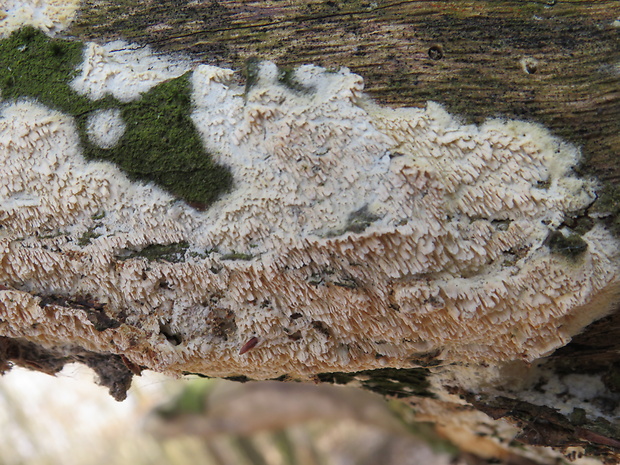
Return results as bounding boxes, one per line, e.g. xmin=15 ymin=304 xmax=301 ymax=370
xmin=243 ymin=58 xmax=316 ymax=97
xmin=590 ymin=183 xmax=620 ymax=238
xmin=277 ymin=66 xmax=315 ymax=94
xmin=242 ymin=56 xmax=262 ymax=95
xmin=153 ymin=378 xmax=214 ymax=419
xmin=343 ymin=205 xmax=380 ymax=234
xmin=0 ymin=27 xmax=232 ymax=208
xmin=221 ymin=252 xmax=254 ymax=261
xmin=116 ymin=241 xmax=190 ymax=262
xmin=77 ymin=229 xmax=102 ymax=246
xmin=544 ymin=230 xmax=588 ymax=260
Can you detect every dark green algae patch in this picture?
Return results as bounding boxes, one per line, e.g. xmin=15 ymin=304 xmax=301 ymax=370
xmin=0 ymin=27 xmax=232 ymax=208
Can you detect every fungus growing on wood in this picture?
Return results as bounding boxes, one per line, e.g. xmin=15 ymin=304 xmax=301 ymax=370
xmin=0 ymin=22 xmax=618 ymax=425
xmin=0 ymin=33 xmax=618 ymax=392
xmin=86 ymin=108 xmax=125 ymax=149
xmin=2 ymin=2 xmax=620 ymax=458
xmin=0 ymin=0 xmax=79 ymax=37
xmin=70 ymin=41 xmax=193 ymax=102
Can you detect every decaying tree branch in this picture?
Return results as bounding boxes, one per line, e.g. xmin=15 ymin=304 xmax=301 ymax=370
xmin=1 ymin=1 xmax=620 ymax=463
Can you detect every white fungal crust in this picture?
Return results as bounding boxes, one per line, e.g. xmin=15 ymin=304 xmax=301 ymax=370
xmin=70 ymin=42 xmax=193 ymax=102
xmin=0 ymin=45 xmax=619 ymax=381
xmin=86 ymin=108 xmax=126 ymax=149
xmin=0 ymin=0 xmax=79 ymax=37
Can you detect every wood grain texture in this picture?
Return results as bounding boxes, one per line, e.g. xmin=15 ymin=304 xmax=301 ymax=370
xmin=69 ymin=1 xmax=620 ymax=184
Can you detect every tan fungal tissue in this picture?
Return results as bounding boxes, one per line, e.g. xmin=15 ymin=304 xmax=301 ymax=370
xmin=70 ymin=41 xmax=193 ymax=102
xmin=0 ymin=43 xmax=619 ymax=380
xmin=0 ymin=0 xmax=80 ymax=37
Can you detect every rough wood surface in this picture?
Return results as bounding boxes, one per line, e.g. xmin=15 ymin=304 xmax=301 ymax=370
xmin=69 ymin=3 xmax=620 ymax=461
xmin=3 ymin=1 xmax=620 ymax=463
xmin=70 ymin=1 xmax=620 ymax=179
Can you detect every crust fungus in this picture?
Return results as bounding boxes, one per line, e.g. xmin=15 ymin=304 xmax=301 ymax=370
xmin=70 ymin=41 xmax=193 ymax=103
xmin=0 ymin=30 xmax=618 ymax=404
xmin=86 ymin=108 xmax=126 ymax=149
xmin=0 ymin=0 xmax=79 ymax=37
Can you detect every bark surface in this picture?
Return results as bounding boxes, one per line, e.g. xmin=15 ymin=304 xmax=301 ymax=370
xmin=3 ymin=1 xmax=620 ymax=463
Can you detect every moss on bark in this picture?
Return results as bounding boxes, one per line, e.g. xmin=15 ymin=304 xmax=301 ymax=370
xmin=0 ymin=27 xmax=232 ymax=208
